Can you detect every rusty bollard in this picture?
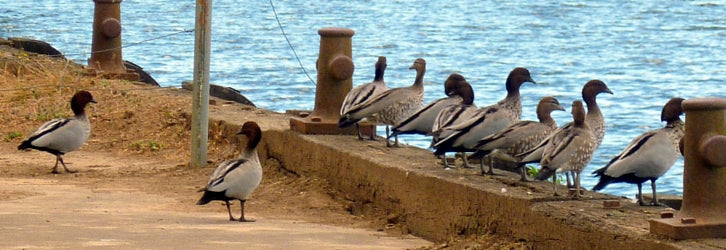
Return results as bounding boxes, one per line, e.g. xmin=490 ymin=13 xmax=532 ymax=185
xmin=86 ymin=0 xmax=138 ymax=81
xmin=650 ymin=97 xmax=726 ymax=239
xmin=289 ymin=27 xmax=374 ymax=136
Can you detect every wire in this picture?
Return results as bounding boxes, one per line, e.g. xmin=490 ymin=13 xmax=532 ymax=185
xmin=60 ymin=29 xmax=194 ymax=57
xmin=0 ymin=84 xmax=177 ymax=92
xmin=269 ymin=0 xmax=316 ymax=85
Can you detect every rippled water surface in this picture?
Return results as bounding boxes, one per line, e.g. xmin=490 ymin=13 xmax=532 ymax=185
xmin=3 ymin=1 xmax=726 ymax=198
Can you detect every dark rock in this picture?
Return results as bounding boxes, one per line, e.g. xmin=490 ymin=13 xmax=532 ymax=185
xmin=8 ymin=37 xmax=65 ymax=60
xmin=124 ymin=60 xmax=159 ymax=86
xmin=181 ymin=81 xmax=255 ymax=107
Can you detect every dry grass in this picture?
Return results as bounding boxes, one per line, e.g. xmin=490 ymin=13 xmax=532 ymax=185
xmin=0 ymin=46 xmax=229 ymax=163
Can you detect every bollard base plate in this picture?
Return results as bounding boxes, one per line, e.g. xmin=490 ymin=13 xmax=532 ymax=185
xmin=650 ymin=218 xmax=726 ymax=240
xmin=289 ymin=115 xmax=375 ymax=136
xmin=85 ymin=68 xmax=140 ymax=82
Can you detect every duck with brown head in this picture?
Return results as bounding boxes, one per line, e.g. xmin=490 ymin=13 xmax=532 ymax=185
xmin=580 ymin=79 xmax=613 ymax=146
xmin=197 ymin=121 xmax=263 ymax=222
xmin=536 ymin=100 xmax=598 ymax=198
xmin=391 ymin=73 xmax=470 ymax=138
xmin=592 ymin=97 xmax=685 ymax=206
xmin=18 ymin=90 xmax=97 ymax=174
xmin=471 ymin=96 xmax=565 ymax=178
xmin=429 ymin=73 xmax=478 ymax=169
xmin=432 ymin=67 xmax=536 ymax=169
xmin=516 ymin=79 xmax=612 ymax=184
xmin=339 ymin=56 xmax=388 ymax=140
xmin=339 ymin=58 xmax=426 ymax=147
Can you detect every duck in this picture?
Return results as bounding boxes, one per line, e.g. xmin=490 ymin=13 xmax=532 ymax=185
xmin=390 ymin=73 xmax=467 ymax=138
xmin=339 ymin=58 xmax=426 ymax=147
xmin=516 ymin=80 xmax=612 ymax=184
xmin=432 ymin=67 xmax=536 ymax=168
xmin=18 ymin=90 xmax=97 ymax=174
xmin=535 ymin=100 xmax=597 ymax=198
xmin=339 ymin=56 xmax=388 ymax=140
xmin=197 ymin=121 xmax=263 ymax=222
xmin=471 ymin=96 xmax=565 ymax=178
xmin=429 ymin=74 xmax=478 ymax=169
xmin=592 ymin=97 xmax=685 ymax=206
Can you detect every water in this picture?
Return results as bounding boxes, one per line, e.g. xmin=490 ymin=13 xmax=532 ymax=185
xmin=3 ymin=1 xmax=725 ymax=199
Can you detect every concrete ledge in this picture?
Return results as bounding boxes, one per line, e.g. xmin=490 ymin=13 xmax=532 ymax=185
xmin=206 ymin=105 xmax=722 ymax=249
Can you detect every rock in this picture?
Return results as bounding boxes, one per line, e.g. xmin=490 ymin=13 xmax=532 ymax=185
xmin=124 ymin=60 xmax=159 ymax=86
xmin=181 ymin=81 xmax=255 ymax=107
xmin=8 ymin=37 xmax=65 ymax=59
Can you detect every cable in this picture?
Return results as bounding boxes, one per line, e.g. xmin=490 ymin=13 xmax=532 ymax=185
xmin=60 ymin=29 xmax=194 ymax=57
xmin=269 ymin=0 xmax=316 ymax=85
xmin=0 ymin=84 xmax=177 ymax=92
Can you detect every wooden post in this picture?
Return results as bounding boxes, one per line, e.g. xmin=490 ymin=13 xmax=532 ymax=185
xmin=191 ymin=0 xmax=211 ymax=167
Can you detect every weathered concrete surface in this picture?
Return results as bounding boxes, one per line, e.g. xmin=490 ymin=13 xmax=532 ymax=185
xmin=207 ymin=103 xmax=726 ymax=249
xmin=0 ymin=178 xmax=430 ymax=249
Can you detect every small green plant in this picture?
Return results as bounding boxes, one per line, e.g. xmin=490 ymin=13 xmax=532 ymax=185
xmin=526 ymin=165 xmax=538 ymax=178
xmin=525 ymin=165 xmax=564 ymax=184
xmin=129 ymin=140 xmax=163 ymax=152
xmin=148 ymin=141 xmax=162 ymax=151
xmin=4 ymin=132 xmax=23 ymax=142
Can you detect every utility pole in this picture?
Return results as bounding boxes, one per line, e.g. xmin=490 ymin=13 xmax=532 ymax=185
xmin=191 ymin=0 xmax=211 ymax=167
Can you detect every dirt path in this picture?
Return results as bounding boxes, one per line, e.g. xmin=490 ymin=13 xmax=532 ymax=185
xmin=0 ymin=144 xmax=431 ymax=249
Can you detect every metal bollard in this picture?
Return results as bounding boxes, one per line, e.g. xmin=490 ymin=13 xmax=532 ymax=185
xmin=289 ymin=27 xmax=374 ymax=136
xmin=86 ymin=0 xmax=138 ymax=81
xmin=650 ymin=97 xmax=726 ymax=239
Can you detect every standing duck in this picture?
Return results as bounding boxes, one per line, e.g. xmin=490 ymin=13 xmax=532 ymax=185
xmin=197 ymin=121 xmax=263 ymax=222
xmin=18 ymin=90 xmax=97 ymax=174
xmin=339 ymin=58 xmax=426 ymax=147
xmin=432 ymin=67 xmax=536 ymax=168
xmin=429 ymin=74 xmax=478 ymax=169
xmin=471 ymin=96 xmax=565 ymax=178
xmin=517 ymin=80 xmax=612 ymax=183
xmin=535 ymin=100 xmax=597 ymax=198
xmin=339 ymin=56 xmax=388 ymax=140
xmin=390 ymin=73 xmax=467 ymax=138
xmin=580 ymin=79 xmax=612 ymax=147
xmin=592 ymin=97 xmax=685 ymax=206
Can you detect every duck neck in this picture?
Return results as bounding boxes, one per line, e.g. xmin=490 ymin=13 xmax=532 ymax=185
xmin=240 ymin=148 xmax=260 ymax=163
xmin=503 ymin=90 xmax=521 ymax=106
xmin=243 ymin=130 xmax=262 ymax=156
xmin=503 ymin=93 xmax=522 ymax=119
xmin=75 ymin=113 xmax=89 ymax=123
xmin=538 ymin=113 xmax=556 ymax=127
xmin=412 ymin=67 xmax=425 ymax=89
xmin=457 ymin=83 xmax=475 ymax=105
xmin=505 ymin=89 xmax=520 ymax=100
xmin=504 ymin=78 xmax=522 ymax=100
xmin=73 ymin=108 xmax=89 ymax=122
xmin=461 ymin=93 xmax=474 ymax=105
xmin=583 ymin=95 xmax=601 ymax=117
xmin=374 ymin=67 xmax=385 ymax=82
xmin=72 ymin=104 xmax=86 ymax=118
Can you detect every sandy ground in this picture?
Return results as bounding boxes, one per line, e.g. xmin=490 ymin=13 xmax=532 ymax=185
xmin=0 ymin=144 xmax=431 ymax=249
xmin=0 ymin=46 xmax=434 ymax=249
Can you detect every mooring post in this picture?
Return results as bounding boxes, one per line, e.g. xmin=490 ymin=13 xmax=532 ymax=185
xmin=87 ymin=0 xmax=138 ymax=81
xmin=289 ymin=27 xmax=374 ymax=136
xmin=650 ymin=97 xmax=726 ymax=239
